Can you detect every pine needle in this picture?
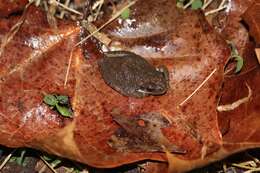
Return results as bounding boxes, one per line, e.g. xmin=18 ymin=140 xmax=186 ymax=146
xmin=64 ymin=48 xmax=74 ymax=86
xmin=205 ymin=0 xmax=228 ymax=16
xmin=39 ymin=155 xmax=59 ymax=173
xmin=0 ymin=1 xmax=33 ymax=57
xmin=179 ymin=68 xmax=217 ymax=106
xmin=49 ymin=0 xmax=83 ymax=16
xmin=0 ymin=149 xmax=16 ymax=171
xmin=75 ymin=0 xmax=137 ymax=47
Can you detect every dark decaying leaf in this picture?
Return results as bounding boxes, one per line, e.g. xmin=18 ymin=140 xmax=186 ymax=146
xmin=109 ymin=112 xmax=186 ymax=154
xmin=0 ymin=0 xmax=259 ymax=172
xmin=242 ymin=0 xmax=260 ymax=44
xmin=0 ymin=0 xmax=27 ymax=17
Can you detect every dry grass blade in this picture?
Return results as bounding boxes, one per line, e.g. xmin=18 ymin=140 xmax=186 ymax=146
xmin=255 ymin=48 xmax=260 ymax=64
xmin=217 ymin=83 xmax=252 ymax=112
xmin=39 ymin=156 xmax=58 ymax=173
xmin=0 ymin=1 xmax=34 ymax=57
xmin=93 ymin=0 xmax=105 ymax=21
xmin=50 ymin=0 xmax=83 ymax=16
xmin=75 ymin=0 xmax=137 ymax=47
xmin=179 ymin=68 xmax=217 ymax=106
xmin=183 ymin=0 xmax=195 ymax=9
xmin=205 ymin=0 xmax=228 ymax=16
xmin=202 ymin=0 xmax=214 ymax=10
xmin=59 ymin=0 xmax=70 ymax=19
xmin=232 ymin=163 xmax=260 ymax=172
xmin=64 ymin=48 xmax=74 ymax=86
xmin=0 ymin=149 xmax=16 ymax=170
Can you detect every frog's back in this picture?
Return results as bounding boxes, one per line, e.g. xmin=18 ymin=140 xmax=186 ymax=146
xmin=99 ymin=51 xmax=157 ymax=97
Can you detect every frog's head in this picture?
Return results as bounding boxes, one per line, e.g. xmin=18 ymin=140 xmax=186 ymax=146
xmin=136 ymin=74 xmax=168 ymax=96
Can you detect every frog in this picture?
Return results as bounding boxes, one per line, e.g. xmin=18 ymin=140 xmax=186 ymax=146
xmin=98 ymin=51 xmax=169 ymax=98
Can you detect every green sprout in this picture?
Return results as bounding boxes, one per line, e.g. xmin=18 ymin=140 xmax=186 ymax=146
xmin=177 ymin=0 xmax=203 ymax=9
xmin=228 ymin=41 xmax=244 ymax=73
xmin=9 ymin=149 xmax=28 ymax=167
xmin=191 ymin=0 xmax=203 ymax=10
xmin=120 ymin=7 xmax=130 ymax=19
xmin=43 ymin=94 xmax=73 ymax=118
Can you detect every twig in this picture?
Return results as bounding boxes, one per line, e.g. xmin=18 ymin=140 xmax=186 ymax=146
xmin=49 ymin=0 xmax=83 ymax=16
xmin=205 ymin=5 xmax=227 ymax=16
xmin=179 ymin=68 xmax=217 ymax=106
xmin=0 ymin=149 xmax=16 ymax=170
xmin=39 ymin=156 xmax=59 ymax=173
xmin=217 ymin=83 xmax=252 ymax=112
xmin=0 ymin=1 xmax=33 ymax=57
xmin=232 ymin=163 xmax=257 ymax=171
xmin=59 ymin=0 xmax=71 ymax=19
xmin=93 ymin=0 xmax=105 ymax=21
xmin=244 ymin=168 xmax=260 ymax=173
xmin=183 ymin=0 xmax=195 ymax=9
xmin=75 ymin=0 xmax=137 ymax=47
xmin=202 ymin=0 xmax=214 ymax=10
xmin=205 ymin=0 xmax=227 ymax=16
xmin=64 ymin=48 xmax=74 ymax=86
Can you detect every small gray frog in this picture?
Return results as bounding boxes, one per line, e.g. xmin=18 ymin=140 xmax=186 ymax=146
xmin=98 ymin=51 xmax=169 ymax=98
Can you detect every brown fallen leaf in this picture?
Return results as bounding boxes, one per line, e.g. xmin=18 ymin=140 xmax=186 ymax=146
xmin=0 ymin=0 xmax=27 ymax=17
xmin=242 ymin=0 xmax=260 ymax=44
xmin=0 ymin=1 xmax=259 ymax=173
xmin=0 ymin=2 xmax=226 ymax=168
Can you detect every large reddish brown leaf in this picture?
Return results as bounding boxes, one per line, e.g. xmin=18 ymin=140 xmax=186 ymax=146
xmin=0 ymin=1 xmax=259 ymax=173
xmin=242 ymin=0 xmax=260 ymax=44
xmin=0 ymin=0 xmax=27 ymax=17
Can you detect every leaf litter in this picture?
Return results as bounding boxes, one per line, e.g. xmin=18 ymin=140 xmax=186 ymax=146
xmin=0 ymin=0 xmax=258 ymax=172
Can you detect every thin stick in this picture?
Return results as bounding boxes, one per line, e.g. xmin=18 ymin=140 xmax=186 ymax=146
xmin=59 ymin=0 xmax=71 ymax=19
xmin=75 ymin=0 xmax=137 ymax=47
xmin=244 ymin=168 xmax=260 ymax=173
xmin=205 ymin=5 xmax=227 ymax=16
xmin=0 ymin=1 xmax=33 ymax=57
xmin=0 ymin=149 xmax=16 ymax=170
xmin=179 ymin=68 xmax=217 ymax=106
xmin=217 ymin=83 xmax=252 ymax=112
xmin=219 ymin=0 xmax=227 ymax=8
xmin=64 ymin=48 xmax=74 ymax=86
xmin=183 ymin=0 xmax=195 ymax=9
xmin=202 ymin=0 xmax=214 ymax=10
xmin=39 ymin=156 xmax=59 ymax=173
xmin=50 ymin=0 xmax=83 ymax=16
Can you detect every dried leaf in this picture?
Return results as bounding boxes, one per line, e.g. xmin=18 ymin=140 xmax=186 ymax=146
xmin=242 ymin=1 xmax=260 ymax=44
xmin=0 ymin=1 xmax=259 ymax=173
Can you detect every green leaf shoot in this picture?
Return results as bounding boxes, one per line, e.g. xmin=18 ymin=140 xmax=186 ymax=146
xmin=191 ymin=0 xmax=203 ymax=10
xmin=233 ymin=55 xmax=244 ymax=73
xmin=120 ymin=7 xmax=130 ymax=19
xmin=56 ymin=104 xmax=73 ymax=118
xmin=43 ymin=95 xmax=58 ymax=106
xmin=43 ymin=94 xmax=73 ymax=118
xmin=227 ymin=41 xmax=244 ymax=73
xmin=56 ymin=95 xmax=69 ymax=105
